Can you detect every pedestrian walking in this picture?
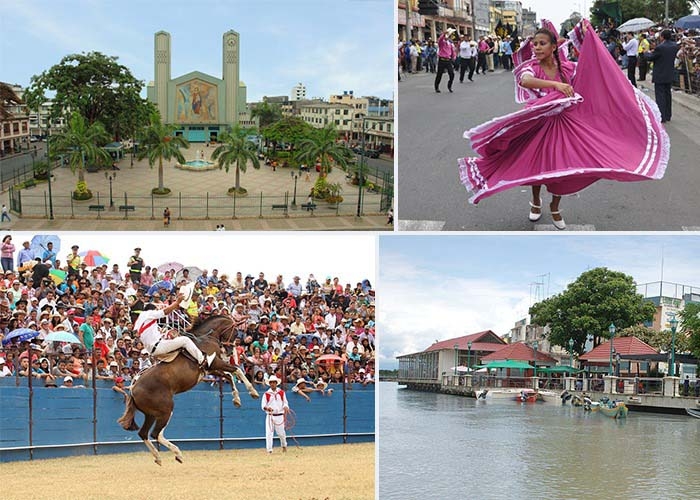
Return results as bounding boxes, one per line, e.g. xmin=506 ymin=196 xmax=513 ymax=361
xmin=458 ymin=35 xmax=474 ymax=83
xmin=644 ymin=29 xmax=679 ymax=123
xmin=1 ymin=204 xmax=10 ymax=222
xmin=457 ymin=19 xmax=668 ymax=229
xmin=621 ymin=33 xmax=638 ymax=87
xmin=163 ymin=207 xmax=171 ymax=226
xmin=1 ymin=235 xmax=15 ymax=272
xmin=261 ymin=375 xmax=289 ymax=454
xmin=434 ymin=28 xmax=456 ymax=93
xmin=386 ymin=207 xmax=394 ymax=225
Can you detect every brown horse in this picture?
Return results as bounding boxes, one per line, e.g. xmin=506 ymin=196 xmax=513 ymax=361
xmin=117 ymin=315 xmax=258 ymax=465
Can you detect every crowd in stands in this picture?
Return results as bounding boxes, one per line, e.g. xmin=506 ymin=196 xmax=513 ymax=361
xmin=0 ymin=237 xmax=376 ymax=398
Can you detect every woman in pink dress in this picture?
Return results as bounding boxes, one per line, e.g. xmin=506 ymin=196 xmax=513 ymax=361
xmin=458 ymin=19 xmax=668 ymax=229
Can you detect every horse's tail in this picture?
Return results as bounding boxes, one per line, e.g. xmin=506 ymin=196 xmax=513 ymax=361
xmin=117 ymin=393 xmax=139 ymax=431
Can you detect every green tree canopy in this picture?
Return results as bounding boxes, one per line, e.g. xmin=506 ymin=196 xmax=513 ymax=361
xmin=137 ymin=112 xmax=189 ymax=194
xmin=679 ymin=302 xmax=700 ymax=359
xmin=591 ymin=0 xmax=692 ymax=27
xmin=50 ymin=111 xmax=111 ymax=187
xmin=211 ymin=125 xmax=260 ymax=194
xmin=24 ymin=51 xmax=151 ymax=140
xmin=529 ymin=267 xmax=656 ymax=354
xmin=251 ymin=101 xmax=283 ymax=131
xmin=293 ymin=124 xmax=353 ymax=176
xmin=262 ymin=116 xmax=315 ymax=151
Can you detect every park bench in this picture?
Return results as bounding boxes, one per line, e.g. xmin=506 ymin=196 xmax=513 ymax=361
xmin=271 ymin=203 xmax=288 ymax=211
xmin=88 ymin=204 xmax=105 ymax=212
xmin=119 ymin=205 xmax=135 ymax=213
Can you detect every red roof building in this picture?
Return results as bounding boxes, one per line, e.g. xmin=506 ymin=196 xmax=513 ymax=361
xmin=579 ymin=337 xmax=658 ymax=363
xmin=481 ymin=342 xmax=558 ymax=366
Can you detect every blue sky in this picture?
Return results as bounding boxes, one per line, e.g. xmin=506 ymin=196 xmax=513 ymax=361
xmin=378 ymin=234 xmax=700 ymax=369
xmin=0 ymin=0 xmax=394 ymax=101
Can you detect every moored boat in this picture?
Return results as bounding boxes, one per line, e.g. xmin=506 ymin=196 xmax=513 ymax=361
xmin=686 ymin=408 xmax=700 ymax=419
xmin=515 ymin=389 xmax=538 ymax=403
xmin=599 ymin=401 xmax=628 ymax=419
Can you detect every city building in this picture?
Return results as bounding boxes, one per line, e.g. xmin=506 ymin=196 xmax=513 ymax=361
xmin=399 ymin=0 xmax=474 ymax=41
xmin=473 ymin=0 xmax=491 ymax=38
xmin=299 ymin=102 xmax=355 ymax=138
xmin=146 ymin=30 xmax=248 ymax=142
xmin=361 ymin=116 xmax=394 ymax=154
xmin=637 ymin=280 xmax=700 ymax=331
xmin=1 ymin=83 xmax=30 ymax=156
xmin=290 ymin=82 xmax=306 ymax=101
xmin=521 ymin=7 xmax=538 ymax=37
xmin=492 ymin=0 xmax=522 ymax=31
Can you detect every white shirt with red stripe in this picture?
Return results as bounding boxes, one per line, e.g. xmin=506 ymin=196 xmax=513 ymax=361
xmin=133 ymin=309 xmax=165 ymax=351
xmin=262 ymin=387 xmax=288 ymax=414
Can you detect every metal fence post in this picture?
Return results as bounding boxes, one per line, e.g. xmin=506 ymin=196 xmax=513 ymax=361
xmin=151 ymin=193 xmax=155 ymax=220
xmin=232 ymin=191 xmax=236 ymax=219
xmin=206 ymin=192 xmax=209 ymax=220
xmin=96 ymin=193 xmax=101 ymax=219
xmin=259 ymin=192 xmax=263 ymax=218
xmin=44 ymin=191 xmax=48 ymax=218
xmin=178 ymin=192 xmax=182 ymax=220
xmin=70 ymin=191 xmax=74 ymax=218
xmin=123 ymin=192 xmax=128 ymax=220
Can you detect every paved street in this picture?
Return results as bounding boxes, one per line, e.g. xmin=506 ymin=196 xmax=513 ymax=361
xmin=397 ymin=69 xmax=700 ymax=231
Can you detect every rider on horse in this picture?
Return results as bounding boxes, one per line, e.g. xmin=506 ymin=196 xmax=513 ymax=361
xmin=133 ymin=292 xmax=216 ymax=369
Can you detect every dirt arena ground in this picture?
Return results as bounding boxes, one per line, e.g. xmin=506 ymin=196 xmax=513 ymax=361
xmin=2 ymin=442 xmax=374 ymax=500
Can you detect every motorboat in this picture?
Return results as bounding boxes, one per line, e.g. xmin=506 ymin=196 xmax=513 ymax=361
xmin=686 ymin=408 xmax=700 ymax=419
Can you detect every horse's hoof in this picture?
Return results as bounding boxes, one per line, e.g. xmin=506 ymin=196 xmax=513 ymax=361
xmin=175 ymin=455 xmax=183 ymax=463
xmin=233 ymin=399 xmax=241 ymax=408
xmin=155 ymin=459 xmax=162 ymax=466
xmin=250 ymin=391 xmax=260 ymax=399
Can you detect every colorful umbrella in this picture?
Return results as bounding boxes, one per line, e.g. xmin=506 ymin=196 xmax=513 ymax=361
xmin=80 ymin=250 xmax=110 ymax=267
xmin=44 ymin=331 xmax=82 ymax=344
xmin=2 ymin=328 xmax=40 ymax=345
xmin=157 ymin=262 xmax=184 ymax=274
xmin=30 ymin=234 xmax=61 ymax=259
xmin=49 ymin=268 xmax=68 ymax=285
xmin=148 ymin=280 xmax=174 ymax=296
xmin=315 ymin=354 xmax=345 ymax=365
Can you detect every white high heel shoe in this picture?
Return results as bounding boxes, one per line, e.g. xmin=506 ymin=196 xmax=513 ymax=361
xmin=528 ymin=199 xmax=542 ymax=222
xmin=550 ymin=210 xmax=566 ymax=230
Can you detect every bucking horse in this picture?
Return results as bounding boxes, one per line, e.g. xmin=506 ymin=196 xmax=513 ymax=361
xmin=117 ymin=315 xmax=258 ymax=465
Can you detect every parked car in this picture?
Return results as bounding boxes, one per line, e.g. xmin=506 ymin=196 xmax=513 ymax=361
xmin=354 ymin=148 xmax=380 ymax=159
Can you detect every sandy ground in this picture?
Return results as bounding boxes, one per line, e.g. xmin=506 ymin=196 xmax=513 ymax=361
xmin=2 ymin=443 xmax=374 ymax=500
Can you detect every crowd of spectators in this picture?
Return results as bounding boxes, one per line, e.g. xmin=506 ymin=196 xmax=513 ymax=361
xmin=0 ymin=237 xmax=376 ymax=400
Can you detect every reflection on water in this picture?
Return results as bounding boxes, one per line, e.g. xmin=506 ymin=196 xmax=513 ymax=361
xmin=378 ymin=382 xmax=700 ymax=500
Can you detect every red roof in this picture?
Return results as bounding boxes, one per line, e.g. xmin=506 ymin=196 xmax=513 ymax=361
xmin=481 ymin=342 xmax=558 ymax=364
xmin=425 ymin=330 xmax=507 ymax=353
xmin=579 ymin=336 xmax=658 ymax=362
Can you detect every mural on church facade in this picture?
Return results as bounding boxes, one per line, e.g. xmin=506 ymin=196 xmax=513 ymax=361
xmin=175 ymin=79 xmax=218 ymax=123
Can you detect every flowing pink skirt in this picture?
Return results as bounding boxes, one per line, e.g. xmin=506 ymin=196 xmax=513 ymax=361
xmin=458 ymin=27 xmax=669 ymax=205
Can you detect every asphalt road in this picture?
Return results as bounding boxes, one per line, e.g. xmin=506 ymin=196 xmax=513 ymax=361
xmin=397 ymin=69 xmax=700 ymax=231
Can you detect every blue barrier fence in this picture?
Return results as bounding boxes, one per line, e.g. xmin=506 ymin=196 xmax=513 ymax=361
xmin=0 ymin=378 xmax=374 ymax=462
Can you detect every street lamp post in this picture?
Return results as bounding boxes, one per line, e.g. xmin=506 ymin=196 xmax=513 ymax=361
xmin=467 ymin=341 xmax=472 ymax=371
xmin=533 ymin=340 xmax=538 ymax=379
xmin=569 ymin=337 xmax=574 ymax=371
xmin=290 ymin=171 xmax=299 ymax=208
xmin=45 ymin=123 xmax=54 ymax=220
xmin=356 ymin=117 xmax=367 ymax=217
xmin=105 ymin=171 xmax=116 ymax=210
xmin=669 ymin=316 xmax=678 ymax=377
xmin=608 ymin=323 xmax=616 ymax=376
xmin=453 ymin=343 xmax=458 ymax=377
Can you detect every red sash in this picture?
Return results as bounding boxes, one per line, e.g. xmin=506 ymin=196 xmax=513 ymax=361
xmin=138 ymin=319 xmax=157 ymax=335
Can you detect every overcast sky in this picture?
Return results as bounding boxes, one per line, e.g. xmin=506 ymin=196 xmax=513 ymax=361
xmin=0 ymin=0 xmax=393 ymax=101
xmin=5 ymin=231 xmax=376 ymax=287
xmin=378 ymin=234 xmax=700 ymax=369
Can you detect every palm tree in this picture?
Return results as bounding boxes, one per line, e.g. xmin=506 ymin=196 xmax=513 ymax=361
xmin=50 ymin=111 xmax=111 ymax=194
xmin=211 ymin=125 xmax=260 ymax=195
xmin=137 ymin=112 xmax=189 ymax=194
xmin=294 ymin=124 xmax=353 ymax=176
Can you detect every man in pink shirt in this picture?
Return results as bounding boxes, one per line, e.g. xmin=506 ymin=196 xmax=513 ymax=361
xmin=435 ymin=28 xmax=457 ymax=93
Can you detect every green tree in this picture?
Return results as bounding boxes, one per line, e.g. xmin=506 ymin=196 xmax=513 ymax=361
xmin=137 ymin=112 xmax=190 ymax=194
xmin=262 ymin=116 xmax=314 ymax=154
xmin=50 ymin=111 xmax=111 ymax=197
xmin=211 ymin=125 xmax=260 ymax=195
xmin=294 ymin=124 xmax=353 ymax=177
xmin=679 ymin=302 xmax=700 ymax=359
xmin=251 ymin=101 xmax=283 ymax=130
xmin=591 ymin=0 xmax=692 ymax=26
xmin=529 ymin=267 xmax=656 ymax=354
xmin=24 ymin=52 xmax=150 ymax=140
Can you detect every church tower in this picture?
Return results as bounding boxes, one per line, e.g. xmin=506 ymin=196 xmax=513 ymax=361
xmin=222 ymin=30 xmax=240 ymax=125
xmin=154 ymin=31 xmax=171 ymax=122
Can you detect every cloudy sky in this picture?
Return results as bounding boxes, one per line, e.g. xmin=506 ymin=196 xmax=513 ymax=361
xmin=0 ymin=0 xmax=394 ymax=101
xmin=378 ymin=234 xmax=700 ymax=369
xmin=5 ymin=231 xmax=376 ymax=287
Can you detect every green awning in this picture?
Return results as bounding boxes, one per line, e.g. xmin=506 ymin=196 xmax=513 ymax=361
xmin=485 ymin=360 xmax=534 ymax=370
xmin=536 ymin=366 xmax=583 ymax=374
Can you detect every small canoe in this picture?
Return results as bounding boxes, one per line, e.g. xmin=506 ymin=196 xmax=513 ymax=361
xmin=515 ymin=389 xmax=538 ymax=403
xmin=686 ymin=408 xmax=700 ymax=419
xmin=599 ymin=402 xmax=628 ymax=419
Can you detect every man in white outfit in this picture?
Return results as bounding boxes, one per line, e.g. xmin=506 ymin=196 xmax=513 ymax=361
xmin=261 ymin=375 xmax=289 ymax=453
xmin=133 ymin=293 xmax=214 ymax=368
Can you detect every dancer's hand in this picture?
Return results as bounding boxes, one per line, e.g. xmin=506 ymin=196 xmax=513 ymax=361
xmin=554 ymin=82 xmax=574 ymax=97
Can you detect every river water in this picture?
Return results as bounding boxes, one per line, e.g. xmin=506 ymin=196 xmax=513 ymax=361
xmin=378 ymin=382 xmax=700 ymax=500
